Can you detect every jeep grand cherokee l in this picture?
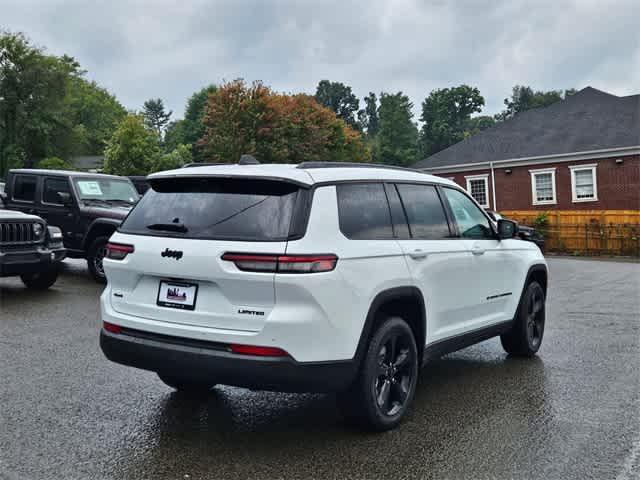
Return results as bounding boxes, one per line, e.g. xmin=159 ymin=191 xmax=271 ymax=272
xmin=100 ymin=160 xmax=548 ymax=431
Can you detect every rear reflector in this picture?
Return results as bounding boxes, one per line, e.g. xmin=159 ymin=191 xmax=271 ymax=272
xmin=103 ymin=321 xmax=122 ymax=334
xmin=106 ymin=242 xmax=134 ymax=260
xmin=229 ymin=344 xmax=289 ymax=357
xmin=222 ymin=253 xmax=337 ymax=273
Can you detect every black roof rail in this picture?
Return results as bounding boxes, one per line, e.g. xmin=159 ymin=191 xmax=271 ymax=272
xmin=239 ymin=154 xmax=260 ymax=165
xmin=296 ymin=161 xmax=421 ymax=173
xmin=181 ymin=162 xmax=227 ymax=168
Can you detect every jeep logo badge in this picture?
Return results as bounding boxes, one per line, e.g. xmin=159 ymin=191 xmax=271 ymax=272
xmin=161 ymin=248 xmax=183 ymax=260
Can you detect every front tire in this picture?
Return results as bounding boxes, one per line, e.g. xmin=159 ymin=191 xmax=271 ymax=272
xmin=500 ymin=281 xmax=546 ymax=356
xmin=20 ymin=269 xmax=59 ymax=290
xmin=87 ymin=236 xmax=109 ymax=284
xmin=157 ymin=373 xmax=216 ymax=393
xmin=339 ymin=316 xmax=418 ymax=431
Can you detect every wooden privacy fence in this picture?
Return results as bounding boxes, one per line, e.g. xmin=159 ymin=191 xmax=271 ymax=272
xmin=500 ymin=210 xmax=640 ymax=256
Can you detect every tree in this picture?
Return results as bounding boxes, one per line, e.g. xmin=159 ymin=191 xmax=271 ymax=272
xmin=63 ymin=77 xmax=126 ymax=155
xmin=151 ymin=143 xmax=192 ymax=172
xmin=462 ymin=115 xmax=496 ymax=138
xmin=142 ymin=98 xmax=172 ymax=137
xmin=103 ymin=114 xmax=160 ymax=175
xmin=181 ymin=85 xmax=217 ymax=160
xmin=376 ymin=92 xmax=418 ymax=166
xmin=200 ymin=79 xmax=370 ymax=164
xmin=418 ymin=85 xmax=485 ymax=157
xmin=362 ymin=92 xmax=379 ymax=136
xmin=314 ymin=80 xmax=360 ymax=129
xmin=0 ymin=31 xmax=81 ymax=175
xmin=163 ymin=120 xmax=186 ymax=152
xmin=496 ymin=85 xmax=575 ymax=120
xmin=37 ymin=157 xmax=75 ymax=170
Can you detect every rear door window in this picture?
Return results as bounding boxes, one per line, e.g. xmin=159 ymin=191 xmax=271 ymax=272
xmin=395 ymin=184 xmax=451 ymax=239
xmin=336 ymin=183 xmax=393 ymax=240
xmin=12 ymin=175 xmax=38 ymax=202
xmin=120 ymin=177 xmax=302 ymax=241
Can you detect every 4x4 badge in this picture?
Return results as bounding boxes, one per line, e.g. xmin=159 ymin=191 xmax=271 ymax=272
xmin=161 ymin=248 xmax=183 ymax=260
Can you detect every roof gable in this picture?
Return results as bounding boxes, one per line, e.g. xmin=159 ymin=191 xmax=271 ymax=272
xmin=414 ymin=87 xmax=640 ymax=170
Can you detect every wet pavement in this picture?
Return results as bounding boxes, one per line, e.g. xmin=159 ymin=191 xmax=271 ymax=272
xmin=1 ymin=257 xmax=639 ymax=479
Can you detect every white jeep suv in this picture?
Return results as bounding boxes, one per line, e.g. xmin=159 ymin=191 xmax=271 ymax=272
xmin=100 ymin=160 xmax=547 ymax=431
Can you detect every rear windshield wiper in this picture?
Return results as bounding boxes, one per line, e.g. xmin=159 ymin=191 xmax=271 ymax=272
xmin=146 ymin=223 xmax=188 ymax=233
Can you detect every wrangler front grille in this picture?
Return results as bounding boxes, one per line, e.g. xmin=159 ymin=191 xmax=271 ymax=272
xmin=0 ymin=222 xmax=41 ymax=245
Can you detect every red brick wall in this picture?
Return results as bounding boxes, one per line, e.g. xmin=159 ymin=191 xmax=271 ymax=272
xmin=439 ymin=155 xmax=640 ymax=211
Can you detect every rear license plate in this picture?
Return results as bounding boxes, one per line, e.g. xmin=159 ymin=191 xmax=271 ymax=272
xmin=157 ymin=281 xmax=198 ymax=310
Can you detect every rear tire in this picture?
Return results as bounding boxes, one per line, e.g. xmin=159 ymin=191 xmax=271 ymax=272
xmin=339 ymin=316 xmax=418 ymax=431
xmin=87 ymin=236 xmax=109 ymax=284
xmin=20 ymin=269 xmax=59 ymax=290
xmin=500 ymin=281 xmax=545 ymax=356
xmin=157 ymin=373 xmax=216 ymax=393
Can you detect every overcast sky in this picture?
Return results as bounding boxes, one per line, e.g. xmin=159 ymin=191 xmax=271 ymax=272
xmin=2 ymin=0 xmax=639 ymax=120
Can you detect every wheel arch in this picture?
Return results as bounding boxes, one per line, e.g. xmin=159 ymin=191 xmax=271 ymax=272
xmin=354 ymin=287 xmax=427 ymax=367
xmin=82 ymin=218 xmax=120 ymax=252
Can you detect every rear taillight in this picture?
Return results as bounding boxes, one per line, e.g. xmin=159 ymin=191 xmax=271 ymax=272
xmin=221 ymin=253 xmax=337 ymax=273
xmin=106 ymin=242 xmax=134 ymax=260
xmin=229 ymin=344 xmax=289 ymax=357
xmin=103 ymin=321 xmax=122 ymax=334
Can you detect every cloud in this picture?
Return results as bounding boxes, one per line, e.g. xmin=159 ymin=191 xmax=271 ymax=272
xmin=2 ymin=0 xmax=638 ymax=119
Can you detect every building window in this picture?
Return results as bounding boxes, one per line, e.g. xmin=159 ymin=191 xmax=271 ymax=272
xmin=465 ymin=174 xmax=489 ymax=208
xmin=569 ymin=164 xmax=598 ymax=202
xmin=529 ymin=168 xmax=557 ymax=205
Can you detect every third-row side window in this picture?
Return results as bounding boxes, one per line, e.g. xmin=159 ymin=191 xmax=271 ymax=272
xmin=336 ymin=183 xmax=394 ymax=240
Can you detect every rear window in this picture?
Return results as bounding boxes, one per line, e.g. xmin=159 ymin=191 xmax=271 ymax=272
xmin=120 ymin=177 xmax=302 ymax=241
xmin=336 ymin=183 xmax=393 ymax=240
xmin=13 ymin=175 xmax=37 ymax=202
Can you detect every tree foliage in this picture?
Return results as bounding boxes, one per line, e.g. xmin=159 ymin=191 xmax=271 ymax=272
xmin=151 ymin=143 xmax=192 ymax=172
xmin=418 ymin=85 xmax=485 ymax=157
xmin=314 ymin=80 xmax=360 ymax=129
xmin=376 ymin=92 xmax=418 ymax=166
xmin=142 ymin=98 xmax=172 ymax=137
xmin=200 ymin=79 xmax=370 ymax=164
xmin=36 ymin=156 xmax=76 ymax=170
xmin=0 ymin=31 xmax=81 ymax=175
xmin=103 ymin=114 xmax=160 ymax=176
xmin=496 ymin=85 xmax=576 ymax=120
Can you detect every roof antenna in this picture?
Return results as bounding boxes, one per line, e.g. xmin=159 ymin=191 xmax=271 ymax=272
xmin=239 ymin=154 xmax=260 ymax=165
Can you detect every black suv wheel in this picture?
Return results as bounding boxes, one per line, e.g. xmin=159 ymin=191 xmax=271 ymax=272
xmin=20 ymin=269 xmax=59 ymax=290
xmin=501 ymin=281 xmax=545 ymax=356
xmin=87 ymin=236 xmax=109 ymax=283
xmin=340 ymin=316 xmax=418 ymax=431
xmin=157 ymin=373 xmax=216 ymax=393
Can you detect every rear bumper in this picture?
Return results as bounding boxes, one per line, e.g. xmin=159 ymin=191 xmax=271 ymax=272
xmin=0 ymin=245 xmax=66 ymax=276
xmin=100 ymin=328 xmax=358 ymax=393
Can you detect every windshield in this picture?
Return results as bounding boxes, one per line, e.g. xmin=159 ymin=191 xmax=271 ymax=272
xmin=120 ymin=177 xmax=301 ymax=241
xmin=73 ymin=178 xmax=139 ymax=204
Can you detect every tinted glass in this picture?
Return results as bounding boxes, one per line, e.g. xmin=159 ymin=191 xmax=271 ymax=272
xmin=121 ymin=177 xmax=300 ymax=241
xmin=43 ymin=178 xmax=71 ymax=204
xmin=336 ymin=183 xmax=393 ymax=240
xmin=13 ymin=175 xmax=37 ymax=202
xmin=442 ymin=188 xmax=494 ymax=239
xmin=396 ymin=184 xmax=450 ymax=239
xmin=383 ymin=184 xmax=410 ymax=239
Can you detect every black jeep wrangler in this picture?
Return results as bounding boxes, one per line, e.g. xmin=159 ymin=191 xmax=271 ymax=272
xmin=0 ymin=209 xmax=66 ymax=289
xmin=2 ymin=169 xmax=139 ymax=283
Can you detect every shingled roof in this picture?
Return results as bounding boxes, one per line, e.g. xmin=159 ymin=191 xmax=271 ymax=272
xmin=414 ymin=87 xmax=640 ymax=170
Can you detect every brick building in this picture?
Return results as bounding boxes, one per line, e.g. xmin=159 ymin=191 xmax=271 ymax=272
xmin=413 ymin=87 xmax=639 ymax=214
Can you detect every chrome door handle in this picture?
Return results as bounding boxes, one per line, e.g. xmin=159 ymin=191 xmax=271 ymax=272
xmin=471 ymin=245 xmax=485 ymax=255
xmin=408 ymin=249 xmax=428 ymax=260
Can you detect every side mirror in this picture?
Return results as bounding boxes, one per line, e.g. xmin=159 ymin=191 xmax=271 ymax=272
xmin=497 ymin=219 xmax=518 ymax=239
xmin=57 ymin=192 xmax=74 ymax=206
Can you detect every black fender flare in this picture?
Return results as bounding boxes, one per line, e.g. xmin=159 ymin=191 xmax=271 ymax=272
xmin=352 ymin=286 xmax=426 ymax=366
xmin=82 ymin=218 xmax=122 ymax=251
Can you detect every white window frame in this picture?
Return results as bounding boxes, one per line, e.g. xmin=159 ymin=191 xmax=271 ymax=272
xmin=529 ymin=167 xmax=557 ymax=205
xmin=465 ymin=174 xmax=490 ymax=208
xmin=569 ymin=163 xmax=598 ymax=203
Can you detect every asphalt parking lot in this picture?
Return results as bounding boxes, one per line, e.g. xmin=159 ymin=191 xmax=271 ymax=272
xmin=1 ymin=257 xmax=639 ymax=480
